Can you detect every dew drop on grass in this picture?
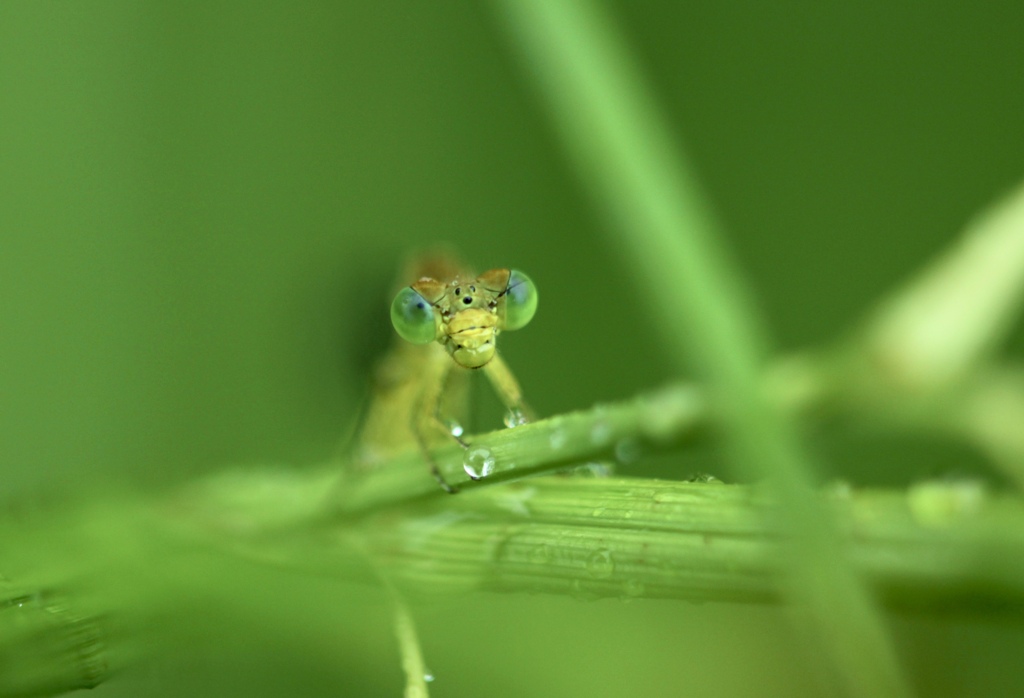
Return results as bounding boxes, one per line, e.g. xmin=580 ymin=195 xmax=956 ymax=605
xmin=686 ymin=472 xmax=723 ymax=484
xmin=463 ymin=447 xmax=495 ymax=480
xmin=586 ymin=549 xmax=615 ymax=580
xmin=503 ymin=407 xmax=528 ymax=428
xmin=423 ymin=672 xmax=435 ymax=683
xmin=445 ymin=419 xmax=464 ymax=438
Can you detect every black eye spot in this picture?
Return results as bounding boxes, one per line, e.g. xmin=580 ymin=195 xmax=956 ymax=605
xmin=462 ymin=296 xmax=472 ymax=305
xmin=416 ymin=302 xmax=426 ymax=309
xmin=469 ymin=285 xmax=476 ymax=292
xmin=454 ymin=287 xmax=461 ymax=296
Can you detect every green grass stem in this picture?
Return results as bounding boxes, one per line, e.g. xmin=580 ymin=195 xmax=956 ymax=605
xmin=493 ymin=1 xmax=910 ymax=695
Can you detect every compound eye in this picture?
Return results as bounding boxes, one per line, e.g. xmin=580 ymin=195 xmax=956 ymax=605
xmin=390 ymin=287 xmax=438 ymax=344
xmin=500 ymin=269 xmax=538 ymax=331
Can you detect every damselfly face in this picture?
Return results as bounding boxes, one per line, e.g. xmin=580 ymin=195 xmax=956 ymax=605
xmin=390 ymin=267 xmax=538 ymax=368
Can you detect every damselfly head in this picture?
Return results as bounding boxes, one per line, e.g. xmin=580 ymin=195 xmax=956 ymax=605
xmin=389 ymin=267 xmax=539 ymax=369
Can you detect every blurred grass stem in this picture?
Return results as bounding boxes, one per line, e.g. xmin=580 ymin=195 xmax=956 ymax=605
xmin=860 ymin=180 xmax=1024 ymax=394
xmin=493 ymin=1 xmax=911 ymax=696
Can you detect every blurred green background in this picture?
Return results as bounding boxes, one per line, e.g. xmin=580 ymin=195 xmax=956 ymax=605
xmin=2 ymin=2 xmax=1023 ymax=696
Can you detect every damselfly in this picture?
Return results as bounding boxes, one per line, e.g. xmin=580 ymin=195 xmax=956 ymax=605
xmin=353 ymin=253 xmax=538 ymax=492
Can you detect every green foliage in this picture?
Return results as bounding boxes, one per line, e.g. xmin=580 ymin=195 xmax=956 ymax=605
xmin=3 ymin=2 xmax=1024 ymax=698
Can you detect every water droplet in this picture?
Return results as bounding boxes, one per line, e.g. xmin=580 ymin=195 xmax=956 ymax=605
xmin=549 ymin=428 xmax=568 ymax=450
xmin=503 ymin=407 xmax=528 ymax=428
xmin=529 ymin=544 xmax=552 ymax=564
xmin=423 ymin=672 xmax=435 ymax=683
xmin=462 ymin=447 xmax=495 ymax=480
xmin=686 ymin=472 xmax=723 ymax=484
xmin=590 ymin=420 xmax=612 ymax=446
xmin=586 ymin=549 xmax=615 ymax=580
xmin=614 ymin=438 xmax=641 ymax=464
xmin=445 ymin=419 xmax=464 ymax=438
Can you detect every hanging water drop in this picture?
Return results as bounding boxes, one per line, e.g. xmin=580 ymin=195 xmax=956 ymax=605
xmin=462 ymin=447 xmax=495 ymax=480
xmin=445 ymin=419 xmax=464 ymax=438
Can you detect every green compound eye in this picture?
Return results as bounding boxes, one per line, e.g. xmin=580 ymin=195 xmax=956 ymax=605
xmin=500 ymin=269 xmax=538 ymax=331
xmin=391 ymin=287 xmax=438 ymax=344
